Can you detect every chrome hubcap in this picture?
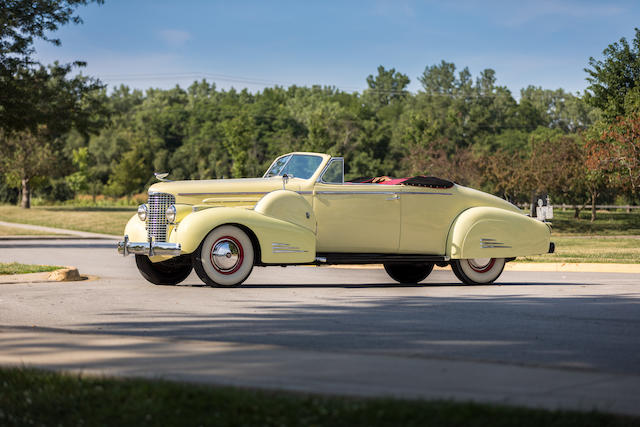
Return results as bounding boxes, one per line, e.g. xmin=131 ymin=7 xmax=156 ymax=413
xmin=467 ymin=258 xmax=495 ymax=273
xmin=469 ymin=258 xmax=491 ymax=269
xmin=211 ymin=239 xmax=240 ymax=272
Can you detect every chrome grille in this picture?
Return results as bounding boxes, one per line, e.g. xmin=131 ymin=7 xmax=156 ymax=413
xmin=147 ymin=192 xmax=175 ymax=242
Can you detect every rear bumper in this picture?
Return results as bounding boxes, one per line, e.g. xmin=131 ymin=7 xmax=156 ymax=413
xmin=117 ymin=235 xmax=182 ymax=257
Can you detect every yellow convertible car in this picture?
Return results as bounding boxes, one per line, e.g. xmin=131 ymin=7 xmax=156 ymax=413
xmin=118 ymin=152 xmax=554 ymax=286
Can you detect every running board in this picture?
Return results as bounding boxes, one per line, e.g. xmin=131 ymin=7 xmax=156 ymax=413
xmin=315 ymin=253 xmax=449 ymax=265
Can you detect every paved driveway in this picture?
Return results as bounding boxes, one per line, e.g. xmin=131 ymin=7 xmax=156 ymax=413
xmin=1 ymin=238 xmax=639 ymax=415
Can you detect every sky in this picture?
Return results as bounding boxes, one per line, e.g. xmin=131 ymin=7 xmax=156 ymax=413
xmin=33 ymin=0 xmax=640 ymax=97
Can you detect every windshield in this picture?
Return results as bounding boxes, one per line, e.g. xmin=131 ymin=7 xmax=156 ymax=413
xmin=264 ymin=154 xmax=323 ymax=180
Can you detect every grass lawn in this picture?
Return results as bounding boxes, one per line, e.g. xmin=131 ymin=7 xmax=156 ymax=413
xmin=0 ymin=205 xmax=133 ymax=236
xmin=521 ymin=236 xmax=640 ymax=264
xmin=0 ymin=367 xmax=636 ymax=427
xmin=0 ymin=262 xmax=62 ymax=275
xmin=0 ymin=225 xmax=66 ymax=236
xmin=551 ymin=210 xmax=640 ymax=235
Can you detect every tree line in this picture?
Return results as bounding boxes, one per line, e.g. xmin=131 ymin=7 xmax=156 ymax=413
xmin=0 ymin=2 xmax=639 ymax=220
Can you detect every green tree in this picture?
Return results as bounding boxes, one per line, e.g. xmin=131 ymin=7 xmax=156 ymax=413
xmin=0 ymin=64 xmax=103 ymax=207
xmin=590 ymin=113 xmax=640 ymax=196
xmin=65 ymin=147 xmax=90 ymax=194
xmin=105 ymin=146 xmax=149 ymax=198
xmin=0 ymin=127 xmax=56 ymax=208
xmin=220 ymin=111 xmax=257 ymax=178
xmin=363 ymin=65 xmax=410 ymax=108
xmin=528 ymin=133 xmax=589 ymax=218
xmin=0 ymin=0 xmax=102 ymax=130
xmin=519 ymin=86 xmax=597 ymax=132
xmin=585 ymin=28 xmax=640 ymax=121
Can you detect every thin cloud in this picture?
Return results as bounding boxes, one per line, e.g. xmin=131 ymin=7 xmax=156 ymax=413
xmin=498 ymin=1 xmax=625 ymax=27
xmin=158 ymin=29 xmax=192 ymax=48
xmin=441 ymin=0 xmax=624 ymax=27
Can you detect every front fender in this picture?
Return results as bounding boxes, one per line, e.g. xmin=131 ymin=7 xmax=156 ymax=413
xmin=446 ymin=207 xmax=550 ymax=259
xmin=123 ymin=213 xmax=147 ymax=242
xmin=171 ymin=207 xmax=316 ymax=264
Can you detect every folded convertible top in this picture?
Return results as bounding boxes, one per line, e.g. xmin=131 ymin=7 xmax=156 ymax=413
xmin=347 ymin=175 xmax=454 ymax=189
xmin=401 ymin=176 xmax=454 ymax=189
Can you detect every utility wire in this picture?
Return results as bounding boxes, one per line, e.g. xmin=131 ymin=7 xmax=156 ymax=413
xmin=96 ymin=71 xmax=530 ymax=99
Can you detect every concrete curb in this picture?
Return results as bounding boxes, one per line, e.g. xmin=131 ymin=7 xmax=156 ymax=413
xmin=0 ymin=266 xmax=90 ymax=284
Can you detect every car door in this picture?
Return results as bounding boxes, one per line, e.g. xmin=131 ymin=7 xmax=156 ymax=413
xmin=398 ymin=185 xmax=458 ymax=254
xmin=312 ymin=158 xmax=401 ymax=253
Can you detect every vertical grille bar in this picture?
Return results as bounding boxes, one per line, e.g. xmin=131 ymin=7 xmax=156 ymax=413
xmin=147 ymin=192 xmax=175 ymax=242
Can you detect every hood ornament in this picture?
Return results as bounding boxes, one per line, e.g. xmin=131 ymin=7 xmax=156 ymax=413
xmin=154 ymin=172 xmax=172 ymax=182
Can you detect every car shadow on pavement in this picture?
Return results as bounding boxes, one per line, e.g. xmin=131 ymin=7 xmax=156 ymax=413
xmin=5 ymin=291 xmax=638 ymax=376
xmin=229 ymin=281 xmax=586 ymax=289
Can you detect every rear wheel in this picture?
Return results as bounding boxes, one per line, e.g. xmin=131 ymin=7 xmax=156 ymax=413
xmin=135 ymin=254 xmax=193 ymax=285
xmin=384 ymin=263 xmax=434 ymax=284
xmin=192 ymin=225 xmax=255 ymax=287
xmin=451 ymin=258 xmax=505 ymax=285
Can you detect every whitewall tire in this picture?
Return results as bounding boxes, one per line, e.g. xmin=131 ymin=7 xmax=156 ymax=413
xmin=451 ymin=258 xmax=506 ymax=285
xmin=192 ymin=225 xmax=255 ymax=287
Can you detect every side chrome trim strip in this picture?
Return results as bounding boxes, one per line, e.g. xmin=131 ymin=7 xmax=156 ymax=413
xmin=402 ymin=191 xmax=454 ymax=196
xmin=480 ymin=238 xmax=512 ymax=249
xmin=272 ymin=242 xmax=308 ymax=254
xmin=316 ymin=191 xmax=397 ymax=195
xmin=178 ymin=190 xmax=453 ymax=197
xmin=316 ymin=191 xmax=453 ymax=196
xmin=178 ymin=191 xmax=268 ymax=196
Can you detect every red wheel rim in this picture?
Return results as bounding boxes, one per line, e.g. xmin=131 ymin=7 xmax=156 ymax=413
xmin=209 ymin=236 xmax=244 ymax=275
xmin=467 ymin=258 xmax=495 ymax=273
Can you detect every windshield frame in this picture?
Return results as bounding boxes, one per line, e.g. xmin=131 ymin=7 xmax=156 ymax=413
xmin=263 ymin=153 xmax=325 ymax=180
xmin=263 ymin=154 xmax=292 ymax=178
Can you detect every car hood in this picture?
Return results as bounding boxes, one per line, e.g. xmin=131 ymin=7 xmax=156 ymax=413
xmin=148 ymin=176 xmax=302 ymax=206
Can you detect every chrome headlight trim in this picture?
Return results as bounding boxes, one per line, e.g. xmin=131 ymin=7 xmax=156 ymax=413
xmin=137 ymin=204 xmax=148 ymax=221
xmin=165 ymin=204 xmax=177 ymax=223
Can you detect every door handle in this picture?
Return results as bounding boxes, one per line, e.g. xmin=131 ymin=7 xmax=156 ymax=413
xmin=386 ymin=194 xmax=399 ymax=201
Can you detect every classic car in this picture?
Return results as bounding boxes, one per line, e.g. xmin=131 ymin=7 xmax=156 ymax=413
xmin=117 ymin=152 xmax=554 ymax=286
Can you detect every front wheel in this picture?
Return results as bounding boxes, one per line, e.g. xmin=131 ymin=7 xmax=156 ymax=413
xmin=451 ymin=258 xmax=506 ymax=285
xmin=192 ymin=225 xmax=255 ymax=287
xmin=384 ymin=263 xmax=434 ymax=284
xmin=135 ymin=254 xmax=193 ymax=285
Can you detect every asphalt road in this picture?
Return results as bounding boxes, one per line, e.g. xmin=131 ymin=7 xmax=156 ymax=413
xmin=1 ymin=238 xmax=639 ymax=415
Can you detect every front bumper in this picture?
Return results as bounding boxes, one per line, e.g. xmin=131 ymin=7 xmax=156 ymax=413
xmin=117 ymin=235 xmax=182 ymax=257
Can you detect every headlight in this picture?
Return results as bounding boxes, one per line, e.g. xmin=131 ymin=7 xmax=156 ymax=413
xmin=137 ymin=204 xmax=147 ymax=221
xmin=166 ymin=205 xmax=177 ymax=223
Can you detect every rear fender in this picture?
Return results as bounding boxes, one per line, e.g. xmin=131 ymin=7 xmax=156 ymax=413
xmin=446 ymin=207 xmax=550 ymax=259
